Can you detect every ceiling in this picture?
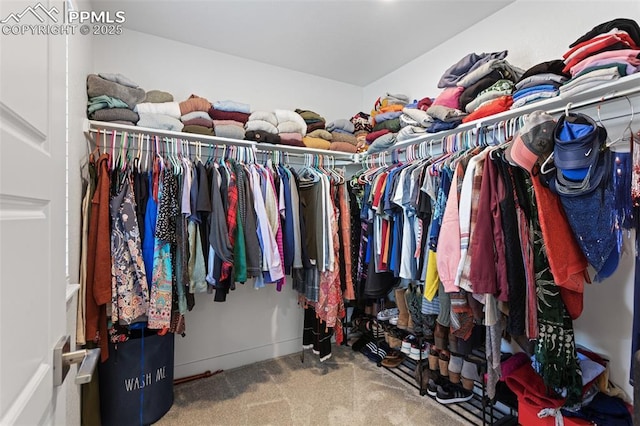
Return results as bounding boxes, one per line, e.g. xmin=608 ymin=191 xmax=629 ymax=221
xmin=99 ymin=0 xmax=514 ymax=86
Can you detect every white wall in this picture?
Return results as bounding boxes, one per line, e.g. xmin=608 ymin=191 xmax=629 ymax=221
xmin=363 ymin=1 xmax=640 ymax=108
xmin=92 ymin=29 xmax=363 ymax=378
xmin=364 ymin=0 xmax=640 ymax=397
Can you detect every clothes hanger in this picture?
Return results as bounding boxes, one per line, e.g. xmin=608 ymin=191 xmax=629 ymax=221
xmin=605 ymin=95 xmax=635 ymax=149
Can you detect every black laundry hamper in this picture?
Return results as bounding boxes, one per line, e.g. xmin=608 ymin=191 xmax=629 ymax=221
xmin=98 ymin=331 xmax=175 ymax=426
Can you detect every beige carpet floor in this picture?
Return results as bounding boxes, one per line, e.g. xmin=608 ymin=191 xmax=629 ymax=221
xmin=155 ymin=343 xmax=473 ymax=426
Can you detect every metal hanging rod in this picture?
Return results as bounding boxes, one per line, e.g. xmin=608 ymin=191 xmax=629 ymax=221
xmin=356 ymin=73 xmax=640 ymax=162
xmin=84 ymin=119 xmax=357 ymax=164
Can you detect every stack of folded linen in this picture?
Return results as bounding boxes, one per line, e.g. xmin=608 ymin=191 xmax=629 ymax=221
xmin=370 ymin=93 xmax=408 ymax=134
xmin=180 ymin=111 xmax=214 ymax=135
xmin=511 ymin=60 xmax=570 ymax=109
xmin=275 ymin=109 xmax=307 ymax=147
xmin=86 ymin=73 xmax=145 ymax=125
xmin=560 ymin=18 xmax=640 ymax=98
xmin=208 ymin=100 xmax=250 ymax=140
xmin=327 ymin=118 xmax=358 ymax=148
xmin=397 ymin=97 xmax=434 ymax=142
xmin=135 ymin=101 xmax=183 ymax=132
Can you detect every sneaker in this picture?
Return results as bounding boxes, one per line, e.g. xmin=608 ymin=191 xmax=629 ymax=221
xmin=401 ymin=335 xmax=416 ymax=354
xmin=435 ymin=383 xmax=473 ymax=404
xmin=427 ymin=375 xmax=449 ymax=397
xmin=377 ymin=308 xmax=399 ymax=321
xmin=389 ymin=315 xmax=399 ymax=326
xmin=409 ymin=341 xmax=429 ymax=361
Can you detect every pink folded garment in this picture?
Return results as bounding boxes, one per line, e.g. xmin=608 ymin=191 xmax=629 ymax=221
xmin=569 ymin=52 xmax=640 ymax=76
xmin=278 ymin=132 xmax=305 ymax=147
xmin=213 ymin=119 xmax=244 ymax=128
xmin=182 ymin=117 xmax=213 ymax=128
xmin=432 ymin=86 xmax=464 ymax=109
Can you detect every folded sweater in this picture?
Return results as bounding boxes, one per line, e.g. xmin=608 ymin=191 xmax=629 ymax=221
xmin=135 ymin=102 xmax=181 ymax=118
xmin=295 ymin=109 xmax=324 ymax=122
xmin=98 ymin=73 xmax=139 ymax=88
xmin=302 ymin=136 xmax=331 ymax=150
xmin=246 ymin=130 xmax=281 ymax=144
xmin=326 ymin=119 xmax=355 ymax=134
xmin=274 ymin=109 xmax=307 ymax=136
xmin=330 ymin=131 xmax=358 ymax=145
xmin=277 ymin=121 xmax=306 ymax=135
xmin=462 ymin=96 xmax=513 ymax=123
xmin=181 ymin=111 xmax=211 ymax=121
xmin=89 ymin=107 xmax=139 ymax=123
xmin=278 ymin=132 xmax=305 ymax=147
xmin=214 ymin=124 xmax=245 ymax=140
xmin=179 ymin=95 xmax=212 ymax=115
xmin=209 ymin=108 xmax=250 ymax=124
xmin=401 ymin=108 xmax=434 ymax=127
xmin=182 ymin=117 xmax=214 ymax=128
xmin=306 ymin=121 xmax=326 ymax=132
xmin=213 ymin=100 xmax=250 ymax=114
xmin=137 ymin=113 xmax=184 ymax=132
xmin=144 ymin=90 xmax=173 ymax=103
xmin=248 ymin=111 xmax=277 ymax=126
xmin=182 ymin=125 xmax=214 ymax=136
xmin=307 ymin=129 xmax=332 ymax=140
xmin=245 ymin=120 xmax=278 ymax=134
xmin=87 ymin=95 xmax=128 ymax=114
xmin=86 ymin=74 xmax=146 ymax=109
xmin=213 ymin=119 xmax=244 ymax=128
xmin=372 ymin=118 xmax=401 ymax=133
xmin=330 ymin=142 xmax=357 ymax=153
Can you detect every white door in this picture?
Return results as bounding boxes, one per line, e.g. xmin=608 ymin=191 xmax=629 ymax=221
xmin=0 ymin=0 xmax=69 ymax=424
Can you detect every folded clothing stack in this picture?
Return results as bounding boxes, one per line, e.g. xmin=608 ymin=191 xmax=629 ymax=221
xmin=86 ymin=73 xmax=145 ymax=125
xmin=560 ymin=18 xmax=640 ymax=98
xmin=511 ymin=60 xmax=570 ymax=109
xmin=350 ymin=111 xmax=372 ymax=152
xmin=135 ymin=101 xmax=183 ymax=132
xmin=325 ymin=118 xmax=358 ymax=152
xmin=181 ymin=111 xmax=214 ymax=135
xmin=295 ymin=109 xmax=326 ymax=133
xmin=370 ymin=93 xmax=409 ymax=134
xmin=274 ymin=109 xmax=307 ymax=147
xmin=429 ymin=50 xmax=525 ymax=129
xmin=397 ymin=98 xmax=435 ymax=142
xmin=208 ymin=100 xmax=250 ymax=140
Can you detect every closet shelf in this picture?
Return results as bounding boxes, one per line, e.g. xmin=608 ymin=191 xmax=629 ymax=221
xmin=355 ymin=72 xmax=640 ymax=161
xmin=84 ymin=119 xmax=357 ymax=164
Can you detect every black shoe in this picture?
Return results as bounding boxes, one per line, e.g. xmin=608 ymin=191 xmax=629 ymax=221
xmin=435 ymin=383 xmax=473 ymax=404
xmin=426 ymin=375 xmax=449 ymax=397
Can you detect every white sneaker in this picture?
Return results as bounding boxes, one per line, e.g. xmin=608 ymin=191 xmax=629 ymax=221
xmin=389 ymin=315 xmax=399 ymax=325
xmin=377 ymin=308 xmax=399 ymax=321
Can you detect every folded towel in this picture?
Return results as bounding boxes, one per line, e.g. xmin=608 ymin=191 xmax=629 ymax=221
xmin=330 ymin=131 xmax=358 ymax=145
xmin=213 ymin=100 xmax=250 ymax=114
xmin=302 ymin=136 xmax=331 ymax=150
xmin=182 ymin=125 xmax=214 ymax=136
xmin=98 ymin=72 xmax=139 ymax=88
xmin=330 ymin=142 xmax=357 ymax=153
xmin=274 ymin=109 xmax=307 ymax=136
xmin=246 ymin=130 xmax=281 ymax=144
xmin=326 ymin=119 xmax=355 ymax=134
xmin=278 ymin=132 xmax=305 ymax=147
xmin=87 ymin=74 xmax=145 ymax=109
xmin=182 ymin=117 xmax=214 ymax=128
xmin=214 ymin=124 xmax=245 ymax=140
xmin=306 ymin=121 xmax=326 ymax=132
xmin=277 ymin=121 xmax=305 ymax=135
xmin=144 ymin=90 xmax=173 ymax=103
xmin=137 ymin=113 xmax=183 ymax=132
xmin=248 ymin=111 xmax=277 ymax=126
xmin=209 ymin=108 xmax=250 ymax=124
xmin=245 ymin=120 xmax=278 ymax=134
xmin=135 ymin=102 xmax=181 ymax=118
xmin=179 ymin=95 xmax=212 ymax=115
xmin=401 ymin=108 xmax=434 ymax=127
xmin=307 ymin=129 xmax=332 ymax=141
xmin=181 ymin=111 xmax=211 ymax=121
xmin=368 ymin=133 xmax=397 ymax=154
xmin=87 ymin=95 xmax=128 ymax=114
xmin=89 ymin=107 xmax=139 ymax=123
xmin=213 ymin=119 xmax=244 ymax=128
